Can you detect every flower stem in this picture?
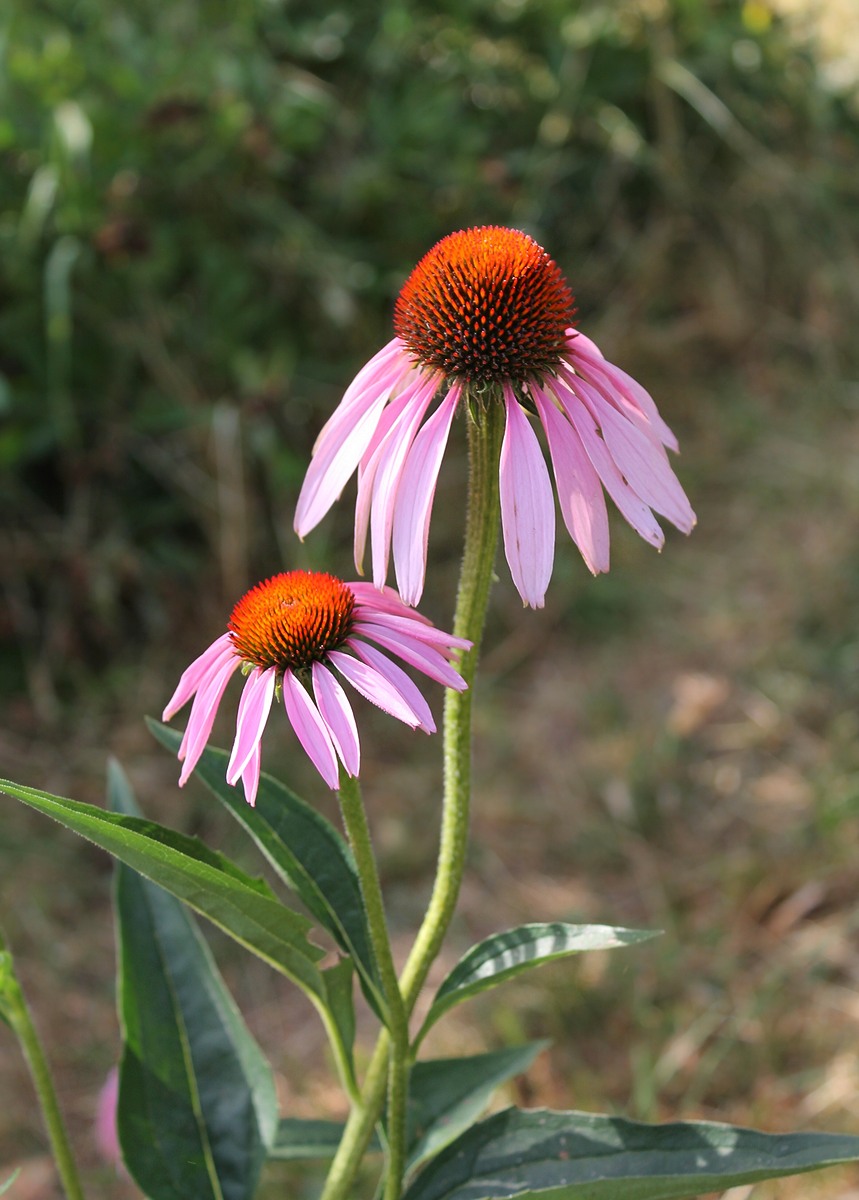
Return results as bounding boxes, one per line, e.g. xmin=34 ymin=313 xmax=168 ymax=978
xmin=0 ymin=934 xmax=86 ymax=1200
xmin=399 ymin=396 xmax=503 ymax=1010
xmin=318 ymin=1034 xmax=389 ymax=1200
xmin=320 ymin=398 xmax=504 ymax=1200
xmin=337 ymin=773 xmax=409 ymax=1200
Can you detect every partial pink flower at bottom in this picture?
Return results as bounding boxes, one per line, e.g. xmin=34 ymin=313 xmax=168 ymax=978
xmin=295 ymin=225 xmax=696 ymax=610
xmin=163 ymin=571 xmax=470 ymax=803
xmin=94 ymin=1067 xmax=122 ymax=1169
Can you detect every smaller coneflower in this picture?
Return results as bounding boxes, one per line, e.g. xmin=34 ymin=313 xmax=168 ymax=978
xmin=163 ymin=572 xmax=470 ymax=803
xmin=295 ymin=226 xmax=695 ymax=609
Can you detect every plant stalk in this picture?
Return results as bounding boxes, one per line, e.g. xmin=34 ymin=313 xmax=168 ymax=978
xmin=0 ymin=937 xmax=86 ymax=1200
xmin=337 ymin=773 xmax=409 ymax=1200
xmin=399 ymin=396 xmax=503 ymax=1009
xmin=320 ymin=397 xmax=504 ymax=1199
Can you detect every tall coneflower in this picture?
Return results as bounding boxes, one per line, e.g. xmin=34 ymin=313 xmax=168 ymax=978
xmin=295 ymin=226 xmax=695 ymax=609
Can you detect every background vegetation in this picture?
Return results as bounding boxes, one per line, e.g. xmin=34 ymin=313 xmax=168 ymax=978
xmin=2 ymin=0 xmax=859 ymax=1195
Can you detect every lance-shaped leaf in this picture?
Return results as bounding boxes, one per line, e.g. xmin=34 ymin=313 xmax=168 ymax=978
xmin=416 ymin=924 xmax=656 ymax=1046
xmin=148 ymin=720 xmax=385 ymax=1017
xmin=109 ymin=761 xmax=278 ymax=1200
xmin=0 ymin=777 xmax=324 ymax=997
xmin=402 ymin=1107 xmax=859 ymax=1200
xmin=320 ymin=957 xmax=358 ymax=1085
xmin=406 ymin=1042 xmax=549 ymax=1173
xmin=270 ymin=1120 xmax=382 ymax=1161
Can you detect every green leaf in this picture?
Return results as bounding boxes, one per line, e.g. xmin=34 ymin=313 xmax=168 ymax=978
xmin=417 ymin=924 xmax=656 ymax=1046
xmin=407 ymin=1043 xmax=549 ymax=1173
xmin=320 ymin=958 xmax=357 ymax=1087
xmin=270 ymin=1119 xmax=382 ymax=1162
xmin=401 ymin=1107 xmax=859 ymax=1199
xmin=0 ymin=777 xmax=325 ymax=998
xmin=147 ymin=720 xmax=385 ymax=1016
xmin=109 ymin=761 xmax=278 ymax=1200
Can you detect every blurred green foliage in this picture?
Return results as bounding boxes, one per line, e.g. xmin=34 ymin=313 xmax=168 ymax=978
xmin=1 ymin=0 xmax=857 ymax=707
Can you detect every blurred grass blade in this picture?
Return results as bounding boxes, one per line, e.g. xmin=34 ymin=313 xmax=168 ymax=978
xmin=0 ymin=1171 xmax=20 ymax=1196
xmin=401 ymin=1107 xmax=859 ymax=1200
xmin=53 ymin=100 xmax=92 ymax=169
xmin=109 ymin=760 xmax=278 ymax=1200
xmin=148 ymin=720 xmax=386 ymax=1018
xmin=44 ymin=234 xmax=81 ymax=448
xmin=655 ymin=58 xmax=776 ymax=168
xmin=406 ymin=1042 xmax=549 ymax=1174
xmin=0 ymin=777 xmax=325 ymax=997
xmin=18 ymin=163 xmax=58 ymax=246
xmin=416 ymin=924 xmax=656 ymax=1047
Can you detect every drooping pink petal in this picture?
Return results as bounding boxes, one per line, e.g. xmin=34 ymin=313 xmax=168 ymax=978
xmin=324 ymin=338 xmax=404 ymax=431
xmin=309 ymin=341 xmax=407 ymax=475
xmin=178 ymin=656 xmax=243 ymax=784
xmin=566 ymin=329 xmax=602 ymax=359
xmin=163 ymin=633 xmax=234 ymax=720
xmin=567 ymin=360 xmax=669 ymax=453
xmin=392 ymin=383 xmax=461 ymax=605
xmin=295 ymin=363 xmax=404 ymax=537
xmin=350 ymin=581 xmax=434 ymax=626
xmin=577 ymin=384 xmax=695 ymax=532
xmin=499 ymin=385 xmax=555 ymax=609
xmin=282 ymin=671 xmax=340 ymax=789
xmin=553 ymin=377 xmax=665 ymax=549
xmin=565 ymin=334 xmax=678 ymax=451
xmin=312 ymin=661 xmax=360 ymax=777
xmin=369 ymin=372 xmax=440 ymax=589
xmin=353 ymin=372 xmax=429 ymax=574
xmin=347 ymin=639 xmax=436 ymax=732
xmin=328 ymin=649 xmax=423 ymax=728
xmin=353 ymin=608 xmax=470 ymax=654
xmin=532 ymin=385 xmax=610 ymax=575
xmin=227 ymin=667 xmax=276 ymax=785
xmin=358 ymin=367 xmax=430 ymax=471
xmin=242 ymin=743 xmax=262 ymax=808
xmin=349 ymin=624 xmax=467 ymax=691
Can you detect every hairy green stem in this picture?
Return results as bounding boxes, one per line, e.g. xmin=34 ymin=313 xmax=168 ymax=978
xmin=0 ymin=938 xmax=86 ymax=1200
xmin=399 ymin=396 xmax=503 ymax=1009
xmin=320 ymin=398 xmax=503 ymax=1200
xmin=336 ymin=773 xmax=409 ymax=1200
xmin=318 ymin=1034 xmax=389 ymax=1200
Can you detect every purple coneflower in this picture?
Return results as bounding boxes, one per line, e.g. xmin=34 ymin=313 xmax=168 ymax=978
xmin=295 ymin=226 xmax=695 ymax=609
xmin=163 ymin=571 xmax=469 ymax=803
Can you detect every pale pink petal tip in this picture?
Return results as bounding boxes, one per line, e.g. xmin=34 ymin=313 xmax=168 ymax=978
xmin=226 ymin=668 xmax=276 ymax=787
xmin=94 ymin=1067 xmax=122 ymax=1168
xmin=283 ymin=672 xmax=340 ymax=789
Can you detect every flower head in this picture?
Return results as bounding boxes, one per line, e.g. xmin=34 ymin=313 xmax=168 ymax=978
xmin=163 ymin=571 xmax=470 ymax=803
xmin=295 ymin=225 xmax=695 ymax=609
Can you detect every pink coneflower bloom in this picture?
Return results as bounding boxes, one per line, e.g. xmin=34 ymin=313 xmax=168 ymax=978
xmin=295 ymin=226 xmax=695 ymax=609
xmin=163 ymin=571 xmax=469 ymax=803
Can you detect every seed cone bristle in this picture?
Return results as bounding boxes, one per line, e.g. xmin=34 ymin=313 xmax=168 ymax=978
xmin=394 ymin=226 xmax=576 ymax=385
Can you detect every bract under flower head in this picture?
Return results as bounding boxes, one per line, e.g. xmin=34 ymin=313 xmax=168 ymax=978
xmin=394 ymin=226 xmax=575 ymax=384
xmin=163 ymin=572 xmax=470 ymax=803
xmin=295 ymin=226 xmax=695 ymax=610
